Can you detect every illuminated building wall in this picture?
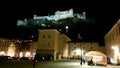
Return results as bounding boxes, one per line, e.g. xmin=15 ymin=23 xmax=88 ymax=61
xmin=37 ymin=29 xmax=71 ymax=60
xmin=67 ymin=42 xmax=104 ymax=59
xmin=104 ymin=19 xmax=120 ymax=64
xmin=16 ymin=42 xmax=37 ymax=58
xmin=1 ymin=39 xmax=38 ymax=58
xmin=58 ymin=34 xmax=71 ymax=59
xmin=7 ymin=43 xmax=16 ymax=57
xmin=0 ymin=38 xmax=16 ymax=57
xmin=29 ymin=42 xmax=37 ymax=57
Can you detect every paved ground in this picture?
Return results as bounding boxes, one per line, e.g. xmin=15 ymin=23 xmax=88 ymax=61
xmin=0 ymin=59 xmax=120 ymax=68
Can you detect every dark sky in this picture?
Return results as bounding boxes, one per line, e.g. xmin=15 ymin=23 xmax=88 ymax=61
xmin=0 ymin=0 xmax=120 ymax=45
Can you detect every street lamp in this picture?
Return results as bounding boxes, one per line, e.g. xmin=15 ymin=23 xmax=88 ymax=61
xmin=65 ymin=26 xmax=69 ymax=33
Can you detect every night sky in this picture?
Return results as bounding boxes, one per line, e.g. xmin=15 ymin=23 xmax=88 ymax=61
xmin=0 ymin=0 xmax=120 ymax=45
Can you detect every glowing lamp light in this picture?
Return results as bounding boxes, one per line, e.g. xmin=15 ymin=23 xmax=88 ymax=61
xmin=7 ymin=52 xmax=15 ymax=57
xmin=19 ymin=52 xmax=23 ymax=58
xmin=65 ymin=26 xmax=68 ymax=29
xmin=65 ymin=26 xmax=69 ymax=33
xmin=7 ymin=45 xmax=16 ymax=57
xmin=0 ymin=51 xmax=5 ymax=56
xmin=25 ymin=52 xmax=31 ymax=57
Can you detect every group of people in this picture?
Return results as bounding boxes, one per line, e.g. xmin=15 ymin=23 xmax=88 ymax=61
xmin=80 ymin=58 xmax=87 ymax=65
xmin=80 ymin=57 xmax=93 ymax=65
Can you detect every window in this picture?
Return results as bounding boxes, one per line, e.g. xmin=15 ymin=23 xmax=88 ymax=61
xmin=90 ymin=47 xmax=93 ymax=49
xmin=48 ymin=34 xmax=50 ymax=39
xmin=83 ymin=47 xmax=85 ymax=49
xmin=112 ymin=33 xmax=114 ymax=40
xmin=74 ymin=52 xmax=76 ymax=55
xmin=116 ymin=28 xmax=119 ymax=36
xmin=43 ymin=35 xmax=45 ymax=39
xmin=48 ymin=43 xmax=50 ymax=46
xmin=118 ymin=23 xmax=120 ymax=34
xmin=74 ymin=47 xmax=76 ymax=49
xmin=74 ymin=43 xmax=76 ymax=45
xmin=83 ymin=52 xmax=86 ymax=55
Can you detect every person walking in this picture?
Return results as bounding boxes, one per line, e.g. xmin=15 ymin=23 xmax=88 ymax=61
xmin=82 ymin=58 xmax=86 ymax=65
xmin=89 ymin=58 xmax=93 ymax=65
xmin=33 ymin=56 xmax=37 ymax=68
xmin=80 ymin=57 xmax=82 ymax=65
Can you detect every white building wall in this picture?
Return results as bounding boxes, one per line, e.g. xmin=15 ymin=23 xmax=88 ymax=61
xmin=104 ymin=19 xmax=120 ymax=64
xmin=68 ymin=42 xmax=103 ymax=59
xmin=37 ymin=29 xmax=71 ymax=60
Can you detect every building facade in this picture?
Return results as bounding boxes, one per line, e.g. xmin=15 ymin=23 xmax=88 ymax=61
xmin=14 ymin=40 xmax=37 ymax=59
xmin=104 ymin=19 xmax=120 ymax=64
xmin=67 ymin=41 xmax=105 ymax=59
xmin=0 ymin=38 xmax=16 ymax=57
xmin=0 ymin=38 xmax=37 ymax=60
xmin=37 ymin=29 xmax=71 ymax=60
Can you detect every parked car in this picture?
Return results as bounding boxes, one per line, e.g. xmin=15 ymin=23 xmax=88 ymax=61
xmin=0 ymin=56 xmax=11 ymax=60
xmin=19 ymin=57 xmax=30 ymax=60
